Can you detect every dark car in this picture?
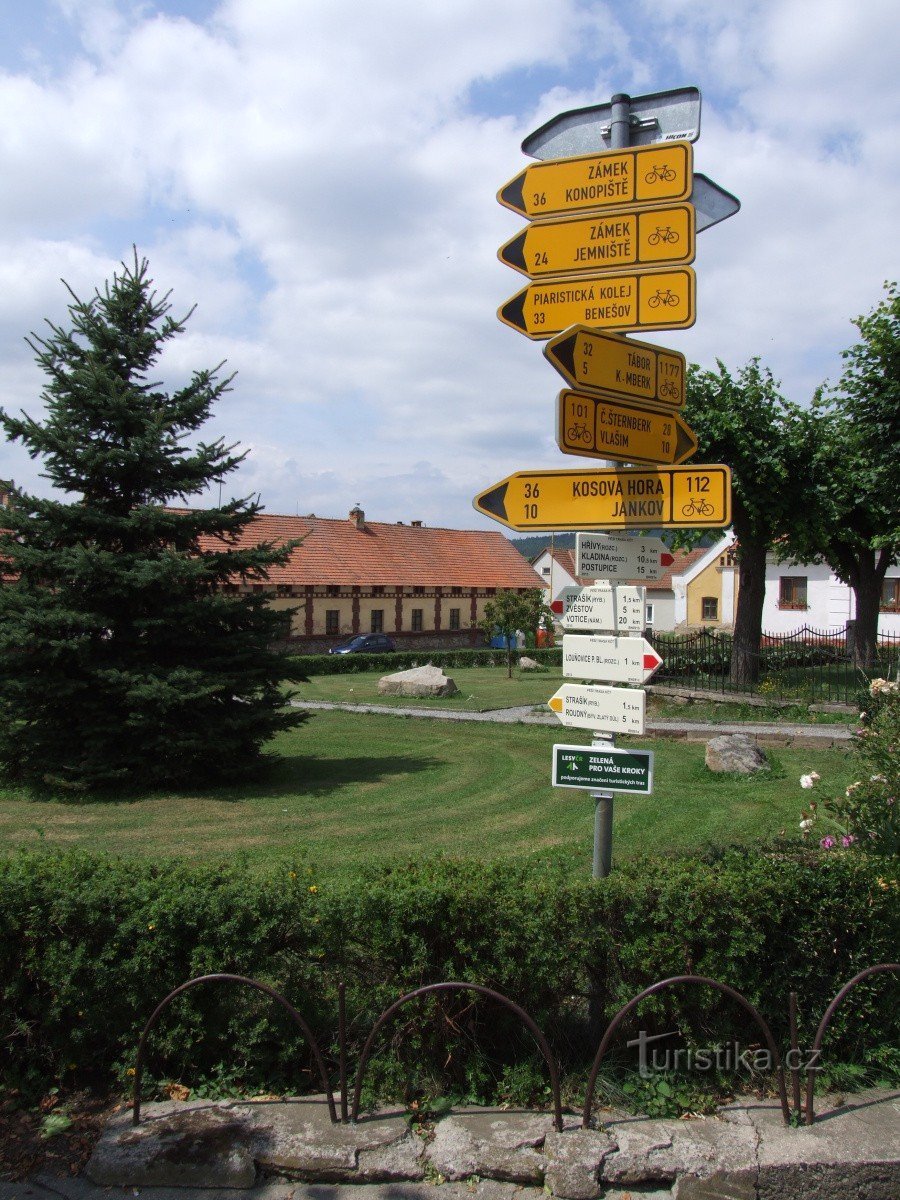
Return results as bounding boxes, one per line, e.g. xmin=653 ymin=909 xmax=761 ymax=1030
xmin=328 ymin=633 xmax=396 ymax=655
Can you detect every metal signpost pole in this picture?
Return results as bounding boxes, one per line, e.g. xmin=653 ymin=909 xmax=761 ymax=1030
xmin=591 ymin=93 xmax=630 ymax=880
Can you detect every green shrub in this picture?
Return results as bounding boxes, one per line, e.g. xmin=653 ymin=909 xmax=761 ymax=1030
xmin=1 ymin=846 xmax=897 ymax=1104
xmin=292 ymin=647 xmax=562 ymax=676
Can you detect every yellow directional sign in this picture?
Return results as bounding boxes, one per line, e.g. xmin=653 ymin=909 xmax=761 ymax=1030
xmin=473 ymin=464 xmax=731 ymax=532
xmin=556 ymin=390 xmax=697 ymax=465
xmin=498 ymin=203 xmax=695 ymax=280
xmin=498 ymin=267 xmax=695 ymax=339
xmin=498 ymin=142 xmax=693 ymax=219
xmin=545 ymin=327 xmax=686 ymax=410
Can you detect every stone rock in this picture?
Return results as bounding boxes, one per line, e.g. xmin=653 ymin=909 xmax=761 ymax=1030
xmin=378 ymin=663 xmax=459 ymax=697
xmin=705 ymin=733 xmax=770 ymax=774
xmin=85 ymin=1102 xmax=258 ymax=1189
xmin=600 ymin=1115 xmax=757 ymax=1187
xmin=519 ymin=656 xmax=541 ymax=671
xmin=427 ymin=1112 xmax=553 ymax=1184
xmin=674 ymin=1170 xmax=758 ymax=1199
xmin=543 ymin=1127 xmax=614 ymax=1199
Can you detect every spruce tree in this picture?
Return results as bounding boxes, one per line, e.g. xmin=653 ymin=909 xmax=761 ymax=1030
xmin=0 ymin=253 xmax=306 ymax=792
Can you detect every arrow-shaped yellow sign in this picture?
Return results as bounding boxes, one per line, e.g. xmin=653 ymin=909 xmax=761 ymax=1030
xmin=473 ymin=464 xmax=731 ymax=532
xmin=498 ymin=142 xmax=693 ymax=219
xmin=498 ymin=267 xmax=695 ymax=340
xmin=498 ymin=203 xmax=695 ymax=280
xmin=544 ymin=326 xmax=686 ymax=410
xmin=556 ymin=390 xmax=698 ymax=465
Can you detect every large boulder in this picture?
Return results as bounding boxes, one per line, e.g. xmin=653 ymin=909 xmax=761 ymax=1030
xmin=378 ymin=663 xmax=459 ymax=698
xmin=705 ymin=733 xmax=770 ymax=775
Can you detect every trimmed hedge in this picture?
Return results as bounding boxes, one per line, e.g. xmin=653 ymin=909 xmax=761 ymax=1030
xmin=1 ymin=847 xmax=897 ymax=1100
xmin=290 ymin=646 xmax=562 ymax=675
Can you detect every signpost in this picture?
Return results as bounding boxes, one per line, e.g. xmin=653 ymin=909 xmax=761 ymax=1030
xmin=556 ymin=389 xmax=697 ymax=464
xmin=521 ymin=87 xmax=702 ymax=158
xmin=545 ymin=326 xmax=686 ymax=409
xmin=552 ymin=744 xmax=654 ymax=794
xmin=498 ymin=266 xmax=696 ymax=339
xmin=498 ymin=203 xmax=695 ymax=280
xmin=562 ymin=634 xmax=662 ymax=685
xmin=576 ymin=532 xmax=673 ymax=580
xmin=483 ymin=84 xmax=739 ymax=882
xmin=498 ymin=141 xmax=692 ymax=220
xmin=473 ymin=463 xmax=732 ymax=532
xmin=551 ymin=583 xmax=645 ymax=631
xmin=547 ymin=683 xmax=645 ymax=735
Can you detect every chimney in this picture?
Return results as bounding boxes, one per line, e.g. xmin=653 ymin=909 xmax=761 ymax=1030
xmin=349 ymin=504 xmax=365 ymax=529
xmin=411 ymin=519 xmax=423 ymax=527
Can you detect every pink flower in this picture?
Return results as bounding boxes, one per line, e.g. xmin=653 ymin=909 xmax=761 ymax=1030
xmin=841 ymin=835 xmax=855 ymax=848
xmin=820 ymin=836 xmax=836 ymax=849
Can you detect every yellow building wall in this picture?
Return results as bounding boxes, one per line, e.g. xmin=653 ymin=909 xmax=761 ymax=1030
xmin=686 ymin=558 xmax=729 ymax=626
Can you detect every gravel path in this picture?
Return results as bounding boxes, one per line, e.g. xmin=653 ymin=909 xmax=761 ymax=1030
xmin=290 ymin=699 xmax=853 ymax=742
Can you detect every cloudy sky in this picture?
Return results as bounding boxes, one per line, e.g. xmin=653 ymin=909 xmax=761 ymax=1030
xmin=1 ymin=0 xmax=896 ymax=532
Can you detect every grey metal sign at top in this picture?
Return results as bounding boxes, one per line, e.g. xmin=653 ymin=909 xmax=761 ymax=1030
xmin=522 ymin=86 xmax=701 ymax=159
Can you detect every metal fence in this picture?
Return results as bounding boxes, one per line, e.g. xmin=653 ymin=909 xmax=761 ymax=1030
xmin=647 ymin=625 xmax=900 ymax=705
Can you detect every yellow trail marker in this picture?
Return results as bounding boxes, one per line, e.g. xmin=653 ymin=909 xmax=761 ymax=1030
xmin=498 ymin=267 xmax=695 ymax=339
xmin=498 ymin=203 xmax=695 ymax=280
xmin=544 ymin=326 xmax=686 ymax=409
xmin=498 ymin=142 xmax=693 ymax=219
xmin=473 ymin=464 xmax=731 ymax=532
xmin=556 ymin=390 xmax=698 ymax=465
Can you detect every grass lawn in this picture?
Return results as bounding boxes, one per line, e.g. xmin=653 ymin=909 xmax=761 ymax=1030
xmin=295 ymin=666 xmax=857 ymax=724
xmin=0 ymin=710 xmax=856 ymax=876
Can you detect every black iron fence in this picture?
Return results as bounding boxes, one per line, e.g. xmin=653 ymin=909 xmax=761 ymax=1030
xmin=131 ymin=966 xmax=900 ymax=1129
xmin=647 ymin=625 xmax=900 ymax=705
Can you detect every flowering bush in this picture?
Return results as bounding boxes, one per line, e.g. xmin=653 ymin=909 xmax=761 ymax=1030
xmin=800 ymin=678 xmax=900 ymax=857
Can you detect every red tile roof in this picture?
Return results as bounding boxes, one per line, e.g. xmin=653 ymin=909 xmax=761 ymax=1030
xmin=198 ymin=511 xmax=545 ymax=589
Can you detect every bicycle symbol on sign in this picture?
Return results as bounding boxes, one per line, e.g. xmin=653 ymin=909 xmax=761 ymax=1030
xmin=647 ymin=226 xmax=680 ymax=246
xmin=648 ymin=289 xmax=680 ymax=309
xmin=645 ymin=163 xmax=677 ymax=184
xmin=567 ymin=423 xmax=593 ymax=446
xmin=681 ymin=497 xmax=715 ymax=518
xmin=658 ymin=379 xmax=680 ymax=400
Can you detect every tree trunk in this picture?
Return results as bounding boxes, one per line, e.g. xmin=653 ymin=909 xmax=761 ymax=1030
xmin=730 ymin=540 xmax=767 ymax=688
xmin=849 ymin=549 xmax=888 ymax=669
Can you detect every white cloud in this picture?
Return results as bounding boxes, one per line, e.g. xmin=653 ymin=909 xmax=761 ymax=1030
xmin=0 ymin=0 xmax=897 ymax=527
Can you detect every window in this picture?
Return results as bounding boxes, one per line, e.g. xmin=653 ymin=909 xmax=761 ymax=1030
xmin=326 ymin=584 xmax=340 ymax=597
xmin=779 ymin=576 xmax=808 ymax=610
xmin=449 ymin=608 xmax=461 ymax=630
xmin=325 ymin=610 xmax=339 ymax=635
xmin=645 ymin=603 xmax=654 ymax=627
xmin=542 ymin=566 xmax=551 ymax=575
xmin=371 ymin=609 xmax=384 ymax=633
xmin=451 ymin=586 xmax=463 ymax=596
xmin=701 ymin=596 xmax=718 ymax=621
xmin=413 ymin=586 xmax=425 ymax=596
xmin=411 ymin=608 xmax=423 ymax=632
xmin=371 ymin=585 xmax=384 ymax=596
xmin=881 ymin=579 xmax=900 ymax=612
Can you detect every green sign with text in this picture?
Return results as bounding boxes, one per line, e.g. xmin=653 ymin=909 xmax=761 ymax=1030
xmin=552 ymin=744 xmax=654 ymax=794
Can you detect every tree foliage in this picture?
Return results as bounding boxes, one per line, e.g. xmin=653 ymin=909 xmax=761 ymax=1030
xmin=788 ymin=283 xmax=900 ymax=666
xmin=0 ymin=253 xmax=306 ymax=792
xmin=681 ymin=359 xmax=811 ymax=685
xmin=481 ymin=589 xmax=552 ymax=677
